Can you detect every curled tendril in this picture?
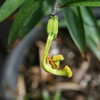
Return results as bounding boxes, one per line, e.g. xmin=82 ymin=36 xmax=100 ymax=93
xmin=41 ymin=15 xmax=72 ymax=77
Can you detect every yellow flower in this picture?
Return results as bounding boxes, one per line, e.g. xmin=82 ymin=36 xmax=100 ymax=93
xmin=52 ymin=54 xmax=64 ymax=61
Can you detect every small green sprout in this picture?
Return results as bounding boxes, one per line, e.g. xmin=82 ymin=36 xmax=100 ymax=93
xmin=42 ymin=15 xmax=72 ymax=77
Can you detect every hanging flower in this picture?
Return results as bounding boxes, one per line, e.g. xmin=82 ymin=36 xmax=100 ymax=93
xmin=41 ymin=15 xmax=72 ymax=77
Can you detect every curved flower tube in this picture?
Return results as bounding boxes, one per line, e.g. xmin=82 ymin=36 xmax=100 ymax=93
xmin=41 ymin=15 xmax=72 ymax=77
xmin=42 ymin=35 xmax=72 ymax=77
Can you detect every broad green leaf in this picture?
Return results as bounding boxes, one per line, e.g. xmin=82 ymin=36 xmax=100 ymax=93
xmin=17 ymin=0 xmax=53 ymax=39
xmin=87 ymin=37 xmax=100 ymax=61
xmin=80 ymin=7 xmax=100 ymax=60
xmin=61 ymin=0 xmax=100 ymax=7
xmin=63 ymin=7 xmax=86 ymax=53
xmin=8 ymin=0 xmax=44 ymax=47
xmin=80 ymin=7 xmax=100 ymax=46
xmin=97 ymin=20 xmax=100 ymax=27
xmin=0 ymin=0 xmax=25 ymax=22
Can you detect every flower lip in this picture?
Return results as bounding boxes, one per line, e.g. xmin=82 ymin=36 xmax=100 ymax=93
xmin=52 ymin=54 xmax=64 ymax=61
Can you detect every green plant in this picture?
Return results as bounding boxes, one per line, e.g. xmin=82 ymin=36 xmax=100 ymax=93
xmin=0 ymin=0 xmax=100 ymax=76
xmin=42 ymin=90 xmax=61 ymax=100
xmin=42 ymin=15 xmax=72 ymax=77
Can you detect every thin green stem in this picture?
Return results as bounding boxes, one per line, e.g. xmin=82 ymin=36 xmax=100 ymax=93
xmin=42 ymin=35 xmax=53 ymax=71
xmin=50 ymin=0 xmax=59 ymax=15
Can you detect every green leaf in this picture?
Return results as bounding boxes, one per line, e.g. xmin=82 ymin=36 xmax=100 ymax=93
xmin=53 ymin=91 xmax=61 ymax=100
xmin=61 ymin=0 xmax=100 ymax=7
xmin=42 ymin=90 xmax=50 ymax=100
xmin=80 ymin=7 xmax=100 ymax=46
xmin=17 ymin=0 xmax=53 ymax=39
xmin=0 ymin=0 xmax=25 ymax=22
xmin=8 ymin=0 xmax=45 ymax=47
xmin=80 ymin=7 xmax=100 ymax=60
xmin=63 ymin=7 xmax=86 ymax=53
xmin=87 ymin=37 xmax=100 ymax=61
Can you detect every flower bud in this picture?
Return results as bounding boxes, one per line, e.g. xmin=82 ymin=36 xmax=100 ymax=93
xmin=47 ymin=15 xmax=58 ymax=38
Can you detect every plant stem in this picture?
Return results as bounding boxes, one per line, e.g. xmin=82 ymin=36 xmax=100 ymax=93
xmin=50 ymin=0 xmax=59 ymax=15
